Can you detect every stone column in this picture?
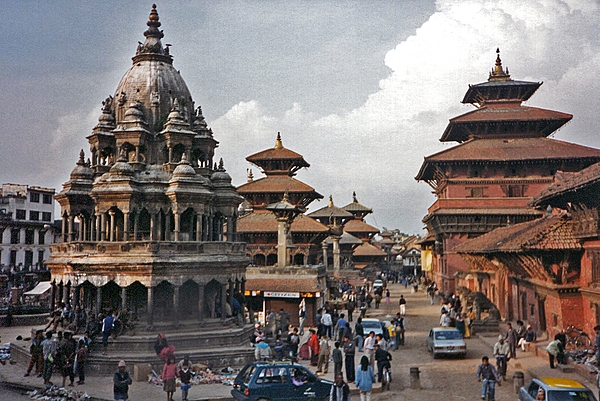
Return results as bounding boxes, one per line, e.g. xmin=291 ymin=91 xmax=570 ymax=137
xmin=332 ymin=235 xmax=341 ymax=279
xmin=62 ymin=218 xmax=67 ymax=242
xmin=221 ymin=283 xmax=227 ymax=321
xmin=173 ymin=211 xmax=180 ymax=242
xmin=78 ymin=216 xmax=84 ymax=241
xmin=198 ymin=285 xmax=204 ymax=322
xmin=322 ymin=242 xmax=328 ymax=269
xmin=150 ymin=213 xmax=156 ymax=241
xmin=147 ymin=286 xmax=154 ymax=328
xmin=68 ymin=215 xmax=75 ymax=242
xmin=121 ymin=286 xmax=127 ymax=312
xmin=133 ymin=212 xmax=139 ymax=240
xmin=109 ymin=210 xmax=116 ymax=242
xmin=100 ymin=213 xmax=106 ymax=242
xmin=229 ymin=280 xmax=234 ymax=316
xmin=173 ymin=285 xmax=180 ymax=327
xmin=196 ymin=214 xmax=202 ymax=242
xmin=276 ymin=218 xmax=288 ymax=269
xmin=51 ymin=281 xmax=57 ymax=310
xmin=96 ymin=286 xmax=102 ymax=316
xmin=124 ymin=212 xmax=130 ymax=241
xmin=165 ymin=213 xmax=171 ymax=241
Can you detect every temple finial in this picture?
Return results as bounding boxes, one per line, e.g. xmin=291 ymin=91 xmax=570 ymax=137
xmin=328 ymin=195 xmax=334 ymax=207
xmin=78 ymin=150 xmax=86 ymax=165
xmin=218 ymin=158 xmax=225 ymax=171
xmin=145 ymin=4 xmax=163 ymax=39
xmin=247 ymin=169 xmax=254 ymax=182
xmin=353 ymin=191 xmax=358 ymax=203
xmin=489 ymin=48 xmax=511 ymax=82
xmin=275 ymin=132 xmax=283 ymax=149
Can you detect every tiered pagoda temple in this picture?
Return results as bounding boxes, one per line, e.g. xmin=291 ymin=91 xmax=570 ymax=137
xmin=237 ymin=134 xmax=329 ymax=326
xmin=416 ymin=49 xmax=600 ymax=295
xmin=46 ymin=5 xmax=251 ymax=371
xmin=237 ymin=133 xmax=329 ymax=266
xmin=340 ymin=193 xmax=386 ymax=271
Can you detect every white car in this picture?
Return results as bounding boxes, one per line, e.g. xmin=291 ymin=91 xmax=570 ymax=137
xmin=373 ymin=279 xmax=384 ymax=288
xmin=426 ymin=327 xmax=467 ymax=358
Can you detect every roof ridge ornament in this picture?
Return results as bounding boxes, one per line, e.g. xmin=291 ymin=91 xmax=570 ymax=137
xmin=275 ymin=132 xmax=283 ymax=149
xmin=134 ymin=4 xmax=171 ymax=62
xmin=489 ymin=48 xmax=511 ymax=82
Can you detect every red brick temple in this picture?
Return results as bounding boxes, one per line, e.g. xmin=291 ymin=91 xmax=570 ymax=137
xmin=416 ymin=49 xmax=600 ymax=296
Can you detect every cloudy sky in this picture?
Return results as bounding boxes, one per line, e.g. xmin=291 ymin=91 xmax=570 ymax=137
xmin=2 ymin=0 xmax=600 ymax=235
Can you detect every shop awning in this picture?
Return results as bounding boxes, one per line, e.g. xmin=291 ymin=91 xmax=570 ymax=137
xmin=24 ymin=281 xmax=52 ymax=296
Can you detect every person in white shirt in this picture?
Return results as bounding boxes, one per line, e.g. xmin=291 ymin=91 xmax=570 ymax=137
xmin=321 ymin=308 xmax=333 ymax=338
xmin=440 ymin=312 xmax=452 ymax=327
xmin=363 ymin=331 xmax=376 ymax=368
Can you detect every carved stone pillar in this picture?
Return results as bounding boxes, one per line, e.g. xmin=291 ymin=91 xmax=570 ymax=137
xmin=96 ymin=286 xmax=102 ymax=316
xmin=68 ymin=215 xmax=75 ymax=242
xmin=121 ymin=286 xmax=127 ymax=312
xmin=147 ymin=286 xmax=154 ymax=328
xmin=221 ymin=283 xmax=227 ymax=321
xmin=173 ymin=285 xmax=180 ymax=326
xmin=62 ymin=217 xmax=67 ymax=242
xmin=196 ymin=214 xmax=202 ymax=242
xmin=109 ymin=210 xmax=116 ymax=242
xmin=150 ymin=213 xmax=156 ymax=241
xmin=173 ymin=211 xmax=180 ymax=242
xmin=124 ymin=211 xmax=130 ymax=241
xmin=100 ymin=213 xmax=106 ymax=242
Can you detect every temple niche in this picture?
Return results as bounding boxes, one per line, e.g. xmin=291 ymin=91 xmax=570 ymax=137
xmin=46 ymin=4 xmax=249 ymax=350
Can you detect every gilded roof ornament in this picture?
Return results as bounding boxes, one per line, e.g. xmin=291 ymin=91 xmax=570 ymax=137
xmin=488 ymin=48 xmax=511 ymax=82
xmin=275 ymin=132 xmax=283 ymax=149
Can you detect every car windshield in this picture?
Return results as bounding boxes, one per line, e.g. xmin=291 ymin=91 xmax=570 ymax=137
xmin=548 ymin=390 xmax=596 ymax=401
xmin=434 ymin=330 xmax=462 ymax=340
xmin=362 ymin=321 xmax=381 ymax=330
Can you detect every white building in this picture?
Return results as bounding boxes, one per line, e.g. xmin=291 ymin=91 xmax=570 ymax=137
xmin=0 ymin=183 xmax=56 ymax=270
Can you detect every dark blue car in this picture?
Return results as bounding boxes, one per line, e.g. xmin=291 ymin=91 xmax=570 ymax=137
xmin=231 ymin=361 xmax=334 ymax=401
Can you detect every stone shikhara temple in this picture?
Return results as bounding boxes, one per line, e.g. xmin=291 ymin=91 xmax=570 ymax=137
xmin=47 ymin=5 xmax=249 ymax=331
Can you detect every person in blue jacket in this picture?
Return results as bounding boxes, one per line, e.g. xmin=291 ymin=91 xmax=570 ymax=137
xmin=355 ymin=355 xmax=375 ymax=401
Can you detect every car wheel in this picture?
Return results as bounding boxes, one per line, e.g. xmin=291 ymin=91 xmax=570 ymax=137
xmin=432 ymin=352 xmax=438 ymax=359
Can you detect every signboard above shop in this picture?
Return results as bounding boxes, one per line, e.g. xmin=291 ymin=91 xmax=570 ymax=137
xmin=264 ymin=291 xmax=300 ymax=298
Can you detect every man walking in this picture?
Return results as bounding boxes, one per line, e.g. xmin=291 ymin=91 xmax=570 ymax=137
xmin=24 ymin=329 xmax=44 ymax=377
xmin=329 ymin=374 xmax=350 ymax=401
xmin=364 ymin=331 xmax=376 ymax=368
xmin=342 ymin=334 xmax=356 ymax=383
xmin=505 ymin=322 xmax=518 ymax=359
xmin=398 ymin=295 xmax=406 ymax=316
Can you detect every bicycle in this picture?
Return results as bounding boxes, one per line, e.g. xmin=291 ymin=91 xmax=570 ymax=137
xmin=565 ymin=325 xmax=592 ymax=350
xmin=381 ymin=364 xmax=391 ymax=391
xmin=495 ymin=355 xmax=507 ymax=380
xmin=481 ymin=378 xmax=500 ymax=401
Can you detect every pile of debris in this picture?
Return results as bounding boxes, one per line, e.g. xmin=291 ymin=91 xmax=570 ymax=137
xmin=26 ymin=386 xmax=90 ymax=401
xmin=148 ymin=366 xmax=238 ymax=387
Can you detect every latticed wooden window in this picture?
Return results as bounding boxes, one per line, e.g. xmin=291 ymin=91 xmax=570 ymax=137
xmin=591 ymin=250 xmax=600 ymax=283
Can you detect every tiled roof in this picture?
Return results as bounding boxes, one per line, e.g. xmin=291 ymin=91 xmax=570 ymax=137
xmin=416 ymin=137 xmax=600 ymax=180
xmin=426 ymin=207 xmax=542 ymax=216
xmin=453 ymin=214 xmax=580 ymax=254
xmin=237 ymin=211 xmax=329 ymax=233
xmin=324 ymin=232 xmax=363 ymax=245
xmin=238 ymin=176 xmax=321 ymax=195
xmin=449 ymin=105 xmax=571 ymax=124
xmin=441 ymin=105 xmax=571 ymax=142
xmin=342 ymin=201 xmax=372 ymax=213
xmin=245 ymin=276 xmax=321 ymax=292
xmin=343 ymin=219 xmax=380 ymax=234
xmin=246 ymin=147 xmax=308 ymax=163
xmin=308 ymin=204 xmax=354 ymax=219
xmin=353 ymin=242 xmax=387 ymax=257
xmin=533 ymin=162 xmax=600 ymax=206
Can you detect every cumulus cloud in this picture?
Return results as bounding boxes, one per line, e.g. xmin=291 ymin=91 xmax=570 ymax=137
xmin=213 ymin=0 xmax=600 ymax=234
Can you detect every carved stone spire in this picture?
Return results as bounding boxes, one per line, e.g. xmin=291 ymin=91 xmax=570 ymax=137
xmin=133 ymin=4 xmax=172 ymax=63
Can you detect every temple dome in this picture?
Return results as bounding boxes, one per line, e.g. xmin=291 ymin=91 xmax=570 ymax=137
xmin=69 ymin=150 xmax=93 ymax=181
xmin=111 ymin=5 xmax=193 ymax=133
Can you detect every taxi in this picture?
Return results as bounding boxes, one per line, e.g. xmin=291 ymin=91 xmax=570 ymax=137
xmin=518 ymin=377 xmax=597 ymax=401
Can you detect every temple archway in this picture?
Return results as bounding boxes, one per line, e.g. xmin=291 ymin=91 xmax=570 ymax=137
xmin=180 ymin=280 xmax=200 ymax=320
xmin=154 ymin=280 xmax=174 ymax=320
xmin=204 ymin=279 xmax=222 ymax=318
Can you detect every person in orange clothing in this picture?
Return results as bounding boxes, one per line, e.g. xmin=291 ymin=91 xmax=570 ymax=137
xmin=308 ymin=329 xmax=320 ymax=366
